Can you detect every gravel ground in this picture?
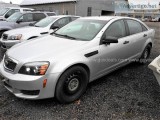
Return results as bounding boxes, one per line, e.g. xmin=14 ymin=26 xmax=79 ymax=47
xmin=0 ymin=22 xmax=160 ymax=120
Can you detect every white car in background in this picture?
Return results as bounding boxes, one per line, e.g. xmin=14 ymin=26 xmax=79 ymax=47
xmin=0 ymin=7 xmax=34 ymax=21
xmin=152 ymin=17 xmax=160 ymax=22
xmin=0 ymin=15 xmax=79 ymax=49
xmin=149 ymin=56 xmax=160 ymax=85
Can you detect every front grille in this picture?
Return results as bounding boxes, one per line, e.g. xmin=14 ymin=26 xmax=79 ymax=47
xmin=2 ymin=34 xmax=8 ymax=40
xmin=4 ymin=56 xmax=17 ymax=72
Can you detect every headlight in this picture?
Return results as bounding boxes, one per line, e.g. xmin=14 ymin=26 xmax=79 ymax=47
xmin=19 ymin=62 xmax=49 ymax=75
xmin=8 ymin=34 xmax=22 ymax=40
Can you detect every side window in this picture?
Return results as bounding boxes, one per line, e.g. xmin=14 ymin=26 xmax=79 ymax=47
xmin=5 ymin=9 xmax=20 ymax=18
xmin=54 ymin=17 xmax=70 ymax=28
xmin=127 ymin=20 xmax=143 ymax=35
xmin=19 ymin=13 xmax=33 ymax=22
xmin=33 ymin=13 xmax=46 ymax=21
xmin=71 ymin=17 xmax=79 ymax=21
xmin=103 ymin=20 xmax=126 ymax=39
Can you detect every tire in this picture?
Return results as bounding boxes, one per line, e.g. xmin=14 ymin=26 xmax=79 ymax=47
xmin=138 ymin=44 xmax=151 ymax=64
xmin=55 ymin=66 xmax=89 ymax=103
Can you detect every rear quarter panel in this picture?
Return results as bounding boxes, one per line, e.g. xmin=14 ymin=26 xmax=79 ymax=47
xmin=142 ymin=29 xmax=155 ymax=52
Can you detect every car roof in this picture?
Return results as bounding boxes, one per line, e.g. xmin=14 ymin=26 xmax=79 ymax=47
xmin=18 ymin=11 xmax=50 ymax=14
xmin=80 ymin=16 xmax=136 ymax=21
xmin=5 ymin=7 xmax=33 ymax=10
xmin=49 ymin=15 xmax=80 ymax=18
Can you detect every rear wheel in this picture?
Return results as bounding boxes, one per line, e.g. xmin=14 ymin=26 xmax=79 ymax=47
xmin=138 ymin=44 xmax=151 ymax=64
xmin=55 ymin=66 xmax=88 ymax=103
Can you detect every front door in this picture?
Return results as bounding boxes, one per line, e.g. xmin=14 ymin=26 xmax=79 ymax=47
xmin=98 ymin=20 xmax=131 ymax=75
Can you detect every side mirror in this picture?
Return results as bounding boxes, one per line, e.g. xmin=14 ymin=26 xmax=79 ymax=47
xmin=16 ymin=19 xmax=23 ymax=24
xmin=102 ymin=36 xmax=118 ymax=44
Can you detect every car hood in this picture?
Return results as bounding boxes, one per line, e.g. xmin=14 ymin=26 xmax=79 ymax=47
xmin=0 ymin=21 xmax=14 ymax=28
xmin=5 ymin=26 xmax=46 ymax=36
xmin=7 ymin=35 xmax=88 ymax=62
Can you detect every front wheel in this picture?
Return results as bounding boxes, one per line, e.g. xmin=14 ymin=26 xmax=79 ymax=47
xmin=55 ymin=66 xmax=89 ymax=103
xmin=138 ymin=44 xmax=151 ymax=64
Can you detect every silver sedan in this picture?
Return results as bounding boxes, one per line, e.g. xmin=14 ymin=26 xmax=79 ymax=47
xmin=0 ymin=16 xmax=155 ymax=103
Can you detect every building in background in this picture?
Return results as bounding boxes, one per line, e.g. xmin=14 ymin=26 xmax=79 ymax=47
xmin=20 ymin=0 xmax=117 ymax=16
xmin=0 ymin=1 xmax=19 ymax=8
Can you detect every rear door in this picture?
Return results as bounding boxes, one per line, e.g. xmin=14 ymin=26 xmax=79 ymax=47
xmin=125 ymin=19 xmax=148 ymax=57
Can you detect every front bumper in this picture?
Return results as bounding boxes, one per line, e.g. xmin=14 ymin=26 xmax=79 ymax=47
xmin=0 ymin=40 xmax=21 ymax=50
xmin=0 ymin=62 xmax=61 ymax=100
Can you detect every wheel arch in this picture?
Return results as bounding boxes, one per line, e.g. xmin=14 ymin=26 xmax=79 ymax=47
xmin=59 ymin=63 xmax=90 ymax=80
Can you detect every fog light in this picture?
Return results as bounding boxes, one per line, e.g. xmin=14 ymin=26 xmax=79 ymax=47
xmin=43 ymin=79 xmax=47 ymax=88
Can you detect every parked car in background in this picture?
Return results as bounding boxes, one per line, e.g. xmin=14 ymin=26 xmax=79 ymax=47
xmin=0 ymin=7 xmax=34 ymax=21
xmin=0 ymin=15 xmax=79 ymax=49
xmin=142 ymin=16 xmax=152 ymax=22
xmin=0 ymin=11 xmax=51 ymax=37
xmin=0 ymin=16 xmax=155 ymax=103
xmin=152 ymin=17 xmax=160 ymax=22
xmin=149 ymin=56 xmax=160 ymax=86
xmin=141 ymin=18 xmax=149 ymax=22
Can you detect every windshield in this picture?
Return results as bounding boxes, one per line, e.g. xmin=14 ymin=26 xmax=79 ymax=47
xmin=55 ymin=19 xmax=107 ymax=41
xmin=6 ymin=12 xmax=22 ymax=22
xmin=35 ymin=17 xmax=58 ymax=27
xmin=0 ymin=8 xmax=9 ymax=16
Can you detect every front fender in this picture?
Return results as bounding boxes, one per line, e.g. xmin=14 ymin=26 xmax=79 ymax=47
xmin=50 ymin=55 xmax=90 ymax=74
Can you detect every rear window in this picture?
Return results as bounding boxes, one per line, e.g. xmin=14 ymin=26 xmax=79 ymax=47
xmin=33 ymin=13 xmax=46 ymax=21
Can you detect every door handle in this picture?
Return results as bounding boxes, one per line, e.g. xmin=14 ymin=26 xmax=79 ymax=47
xmin=123 ymin=41 xmax=129 ymax=44
xmin=143 ymin=34 xmax=147 ymax=37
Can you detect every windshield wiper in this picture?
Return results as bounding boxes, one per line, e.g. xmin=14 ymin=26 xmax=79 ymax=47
xmin=53 ymin=33 xmax=77 ymax=40
xmin=34 ymin=25 xmax=40 ymax=27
